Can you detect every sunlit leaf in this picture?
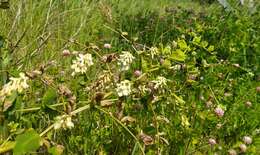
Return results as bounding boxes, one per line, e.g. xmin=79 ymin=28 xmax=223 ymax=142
xmin=161 ymin=59 xmax=171 ymax=68
xmin=13 ymin=130 xmax=41 ymax=155
xmin=0 ymin=141 xmax=15 ymax=154
xmin=170 ymin=49 xmax=186 ymax=62
xmin=177 ymin=39 xmax=188 ymax=51
xmin=207 ymin=45 xmax=214 ymax=52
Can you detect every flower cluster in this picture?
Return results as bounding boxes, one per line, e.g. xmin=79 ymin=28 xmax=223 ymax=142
xmin=53 ymin=115 xmax=74 ymax=130
xmin=71 ymin=53 xmax=93 ymax=76
xmin=117 ymin=51 xmax=135 ymax=71
xmin=208 ymin=138 xmax=217 ymax=145
xmin=214 ymin=107 xmax=225 ymax=117
xmin=0 ymin=73 xmax=29 ymax=101
xmin=152 ymin=76 xmax=167 ymax=89
xmin=149 ymin=47 xmax=159 ymax=59
xmin=116 ymin=80 xmax=132 ymax=97
xmin=243 ymin=136 xmax=252 ymax=144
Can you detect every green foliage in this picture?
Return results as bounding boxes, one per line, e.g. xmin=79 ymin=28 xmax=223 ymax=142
xmin=170 ymin=49 xmax=187 ymax=62
xmin=42 ymin=88 xmax=58 ymax=105
xmin=13 ymin=130 xmax=41 ymax=155
xmin=0 ymin=0 xmax=259 ymax=154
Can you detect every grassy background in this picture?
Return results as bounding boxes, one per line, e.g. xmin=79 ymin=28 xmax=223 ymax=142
xmin=0 ymin=0 xmax=260 ymax=154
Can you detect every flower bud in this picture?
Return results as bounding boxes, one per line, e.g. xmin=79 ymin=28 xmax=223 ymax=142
xmin=228 ymin=149 xmax=237 ymax=155
xmin=256 ymin=86 xmax=260 ymax=93
xmin=243 ymin=136 xmax=252 ymax=144
xmin=134 ymin=70 xmax=142 ymax=77
xmin=160 ymin=58 xmax=164 ymax=65
xmin=214 ymin=107 xmax=224 ymax=117
xmin=62 ymin=49 xmax=71 ymax=56
xmin=104 ymin=43 xmax=111 ymax=49
xmin=206 ymin=101 xmax=213 ymax=108
xmin=239 ymin=144 xmax=247 ymax=152
xmin=208 ymin=138 xmax=216 ymax=145
xmin=245 ymin=101 xmax=252 ymax=107
xmin=233 ymin=64 xmax=240 ymax=67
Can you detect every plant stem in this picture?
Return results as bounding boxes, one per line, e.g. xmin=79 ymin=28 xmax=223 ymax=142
xmin=95 ymin=106 xmax=145 ymax=155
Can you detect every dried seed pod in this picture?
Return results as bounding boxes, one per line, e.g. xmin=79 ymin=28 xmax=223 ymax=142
xmin=88 ymin=71 xmax=112 ymax=91
xmin=94 ymin=92 xmax=105 ymax=103
xmin=101 ymin=53 xmax=118 ymax=63
xmin=139 ymin=133 xmax=153 ymax=145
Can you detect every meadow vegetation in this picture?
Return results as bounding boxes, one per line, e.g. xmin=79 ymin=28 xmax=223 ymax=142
xmin=0 ymin=0 xmax=260 ymax=154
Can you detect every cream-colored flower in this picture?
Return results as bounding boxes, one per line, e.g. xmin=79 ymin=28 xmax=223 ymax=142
xmin=71 ymin=53 xmax=93 ymax=76
xmin=65 ymin=116 xmax=74 ymax=129
xmin=117 ymin=51 xmax=135 ymax=71
xmin=149 ymin=47 xmax=159 ymax=59
xmin=138 ymin=85 xmax=150 ymax=94
xmin=152 ymin=76 xmax=167 ymax=89
xmin=0 ymin=73 xmax=29 ymax=101
xmin=54 ymin=115 xmax=74 ymax=130
xmin=116 ymin=80 xmax=132 ymax=97
xmin=54 ymin=116 xmax=64 ymax=130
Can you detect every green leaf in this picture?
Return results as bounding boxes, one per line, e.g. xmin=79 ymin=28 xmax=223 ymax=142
xmin=0 ymin=141 xmax=15 ymax=154
xmin=177 ymin=39 xmax=189 ymax=51
xmin=170 ymin=49 xmax=186 ymax=62
xmin=162 ymin=45 xmax=171 ymax=55
xmin=42 ymin=88 xmax=57 ymax=104
xmin=192 ymin=36 xmax=201 ymax=44
xmin=201 ymin=41 xmax=208 ymax=48
xmin=161 ymin=59 xmax=171 ymax=68
xmin=48 ymin=145 xmax=64 ymax=155
xmin=13 ymin=129 xmax=41 ymax=155
xmin=207 ymin=45 xmax=214 ymax=52
xmin=172 ymin=93 xmax=185 ymax=104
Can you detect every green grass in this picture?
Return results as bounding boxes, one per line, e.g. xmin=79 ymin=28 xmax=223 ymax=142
xmin=0 ymin=0 xmax=260 ymax=154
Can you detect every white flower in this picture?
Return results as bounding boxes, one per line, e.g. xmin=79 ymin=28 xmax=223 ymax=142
xmin=116 ymin=80 xmax=132 ymax=97
xmin=152 ymin=76 xmax=167 ymax=89
xmin=104 ymin=43 xmax=111 ymax=49
xmin=117 ymin=51 xmax=135 ymax=71
xmin=171 ymin=64 xmax=181 ymax=71
xmin=243 ymin=136 xmax=252 ymax=144
xmin=240 ymin=144 xmax=247 ymax=152
xmin=149 ymin=47 xmax=158 ymax=59
xmin=138 ymin=85 xmax=150 ymax=94
xmin=54 ymin=115 xmax=74 ymax=130
xmin=228 ymin=149 xmax=237 ymax=155
xmin=54 ymin=116 xmax=64 ymax=130
xmin=0 ymin=73 xmax=29 ymax=101
xmin=208 ymin=138 xmax=217 ymax=145
xmin=65 ymin=117 xmax=74 ymax=129
xmin=71 ymin=53 xmax=93 ymax=76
